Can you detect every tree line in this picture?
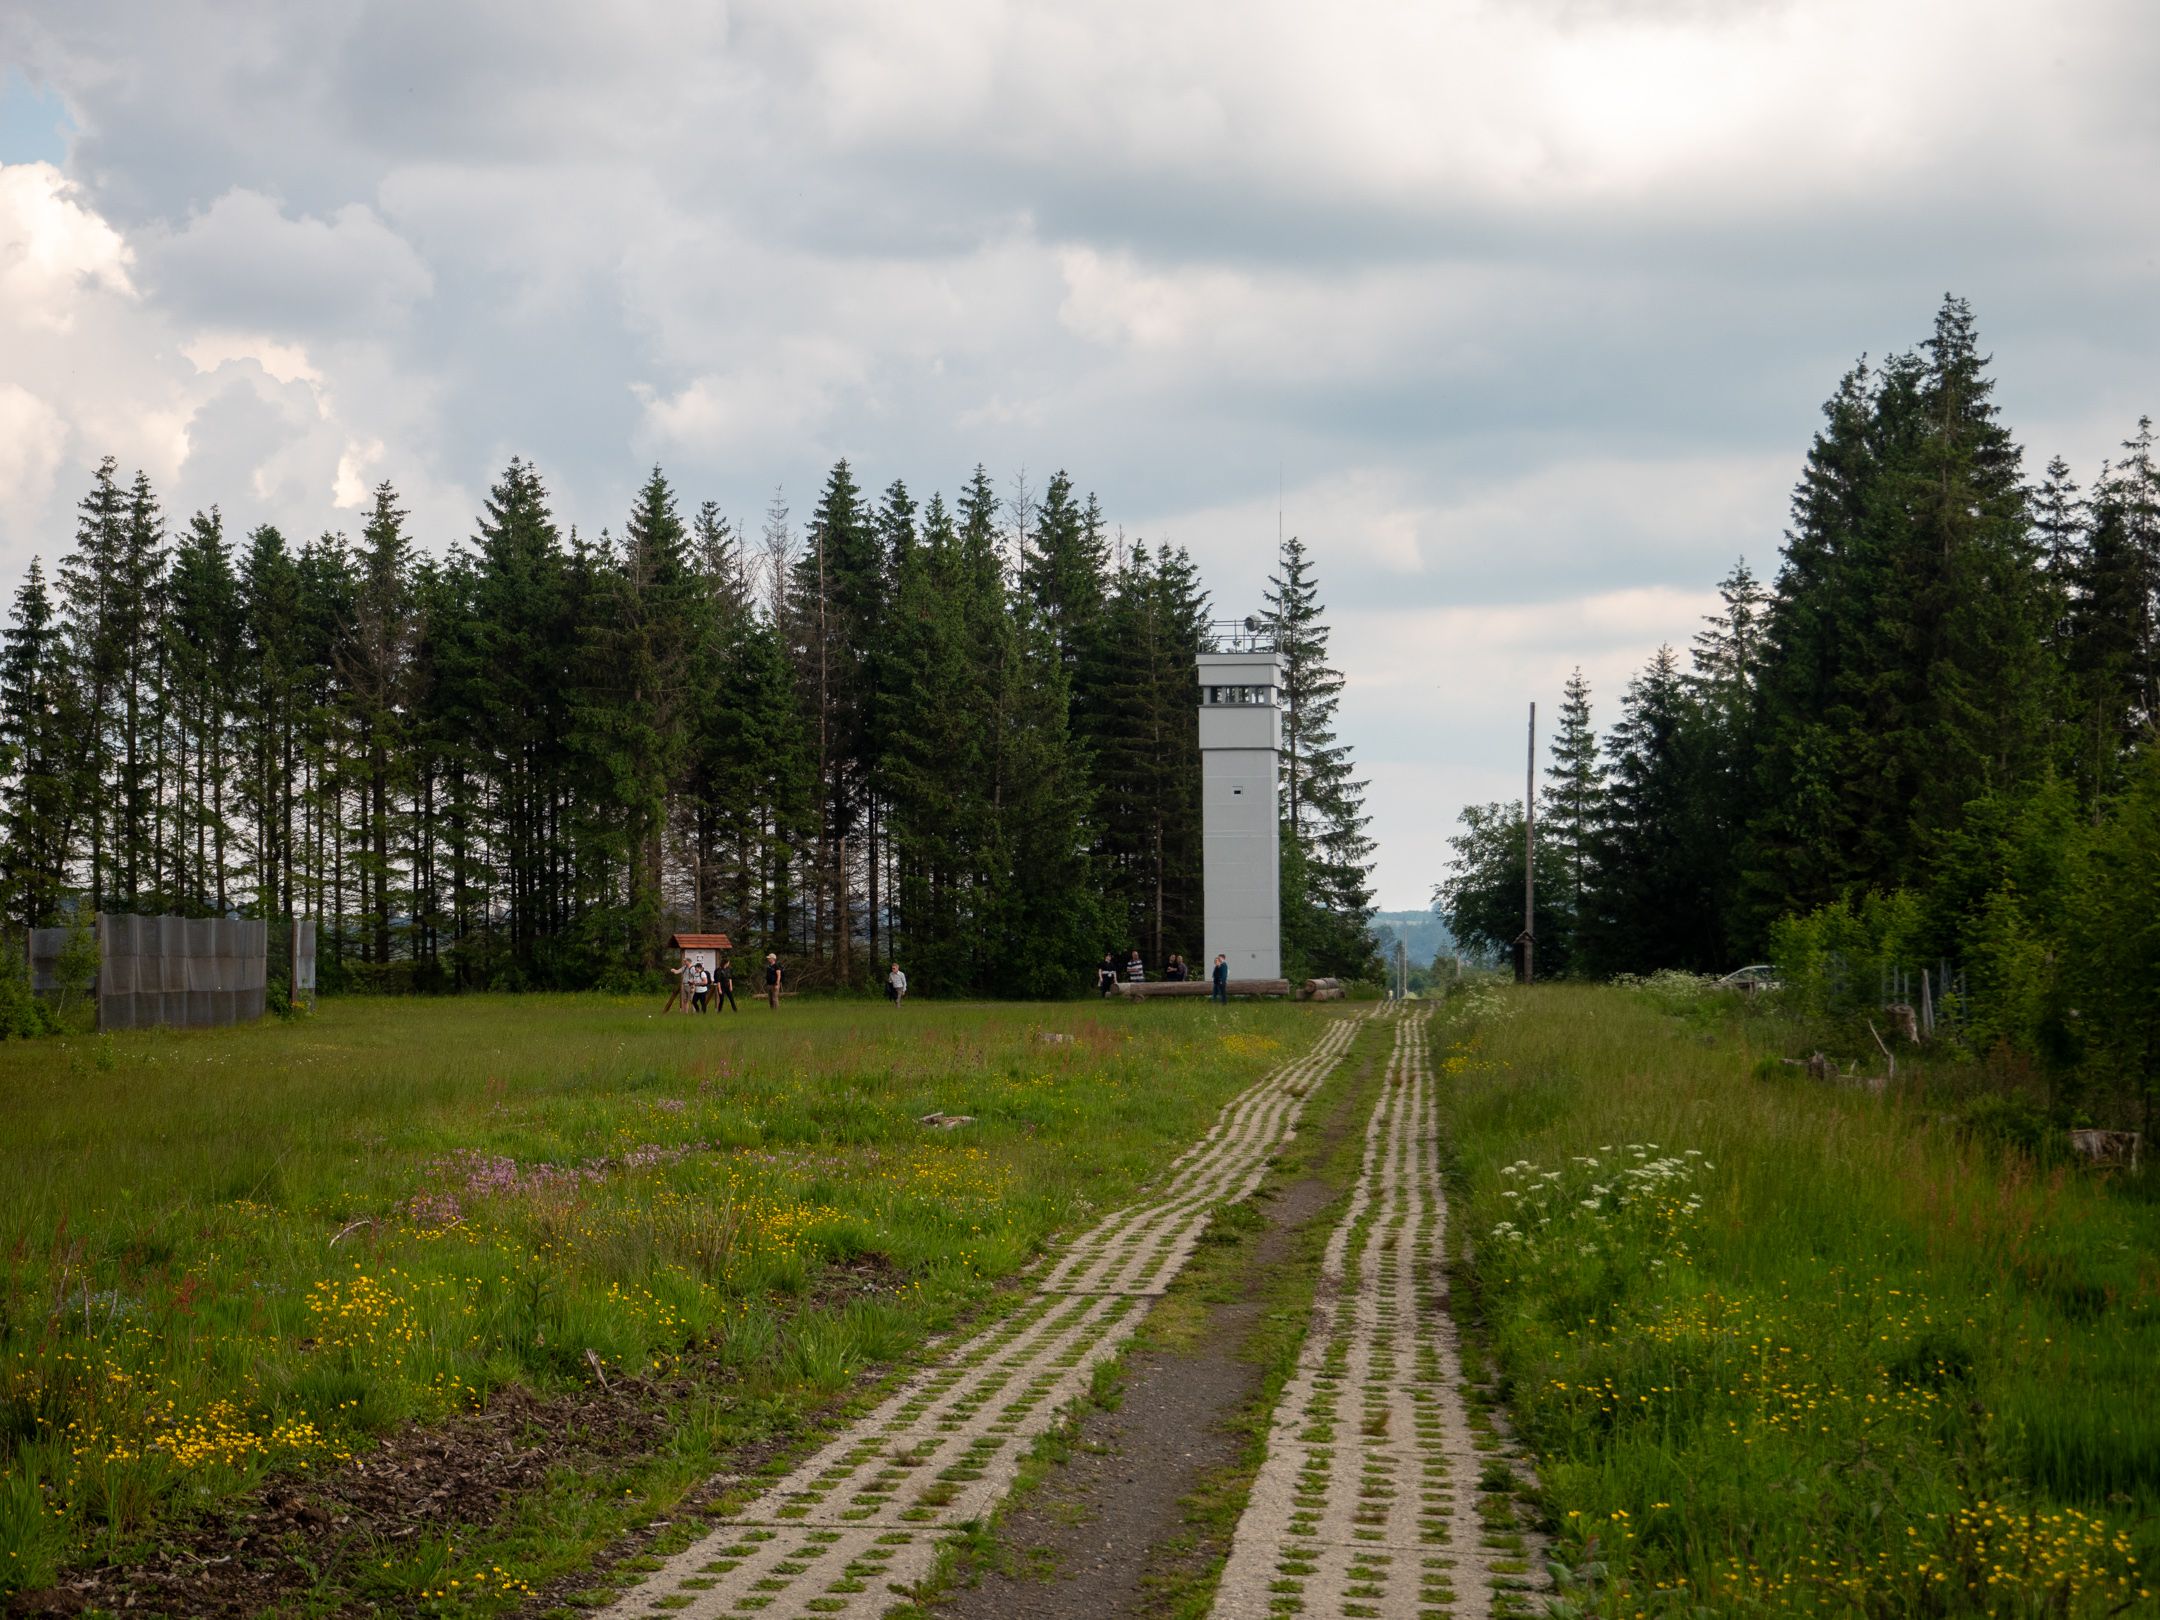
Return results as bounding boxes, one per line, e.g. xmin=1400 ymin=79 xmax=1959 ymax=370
xmin=0 ymin=456 xmax=1378 ymax=996
xmin=1439 ymin=296 xmax=2159 ymax=1125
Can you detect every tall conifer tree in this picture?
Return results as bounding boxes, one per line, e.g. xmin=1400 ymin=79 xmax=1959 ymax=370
xmin=1538 ymin=668 xmax=1603 ymax=976
xmin=1264 ymin=535 xmax=1378 ymax=978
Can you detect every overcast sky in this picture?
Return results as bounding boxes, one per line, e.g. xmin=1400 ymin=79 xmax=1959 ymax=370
xmin=3 ymin=2 xmax=2156 ymax=912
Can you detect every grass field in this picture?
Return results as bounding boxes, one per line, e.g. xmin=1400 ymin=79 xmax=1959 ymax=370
xmin=1441 ymin=980 xmax=2158 ymax=1618
xmin=0 ymin=992 xmax=1316 ymax=1611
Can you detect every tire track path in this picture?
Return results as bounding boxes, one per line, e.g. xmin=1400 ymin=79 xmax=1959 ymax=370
xmin=600 ymin=1014 xmax=1365 ymax=1620
xmin=1209 ymin=1011 xmax=1543 ymax=1620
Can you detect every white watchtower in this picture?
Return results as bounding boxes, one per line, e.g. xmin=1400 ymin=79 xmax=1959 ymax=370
xmin=1198 ymin=622 xmax=1283 ymax=982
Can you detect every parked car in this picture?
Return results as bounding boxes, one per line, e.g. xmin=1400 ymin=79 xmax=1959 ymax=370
xmin=1717 ymin=964 xmax=1782 ymax=993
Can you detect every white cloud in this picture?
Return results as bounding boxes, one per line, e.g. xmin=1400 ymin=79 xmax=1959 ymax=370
xmin=0 ymin=160 xmax=132 ymax=329
xmin=635 ymin=339 xmax=874 ymax=461
xmin=331 ymin=438 xmax=386 ymax=510
xmin=0 ymin=384 xmax=70 ymax=535
xmin=181 ymin=334 xmax=323 ymax=391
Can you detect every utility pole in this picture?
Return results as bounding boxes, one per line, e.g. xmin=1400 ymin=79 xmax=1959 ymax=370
xmin=1521 ymin=701 xmax=1536 ymax=985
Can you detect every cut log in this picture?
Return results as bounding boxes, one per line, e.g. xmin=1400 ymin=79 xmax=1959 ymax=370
xmin=1109 ymin=979 xmax=1293 ymax=999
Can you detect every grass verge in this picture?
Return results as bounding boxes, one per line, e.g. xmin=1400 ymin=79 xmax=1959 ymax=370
xmin=1440 ymin=980 xmax=2156 ymax=1617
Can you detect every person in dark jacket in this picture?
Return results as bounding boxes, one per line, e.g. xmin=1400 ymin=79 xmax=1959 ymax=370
xmin=764 ymin=953 xmax=783 ymax=1009
xmin=1211 ymin=954 xmax=1229 ymax=1003
xmin=1098 ymin=952 xmax=1120 ymax=996
xmin=715 ymin=954 xmax=739 ymax=1012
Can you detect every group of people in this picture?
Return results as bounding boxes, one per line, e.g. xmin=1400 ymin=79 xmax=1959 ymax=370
xmin=1097 ymin=950 xmax=1233 ymax=1001
xmin=677 ymin=952 xmax=908 ymax=1010
xmin=679 ymin=952 xmax=787 ymax=1012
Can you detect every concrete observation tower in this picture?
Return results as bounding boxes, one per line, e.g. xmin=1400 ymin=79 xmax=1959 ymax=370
xmin=1198 ymin=618 xmax=1283 ymax=983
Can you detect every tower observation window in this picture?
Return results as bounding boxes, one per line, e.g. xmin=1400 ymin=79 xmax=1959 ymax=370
xmin=1203 ymin=685 xmax=1276 ymax=706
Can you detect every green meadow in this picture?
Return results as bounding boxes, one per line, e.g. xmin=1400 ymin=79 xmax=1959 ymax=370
xmin=1441 ymin=980 xmax=2158 ymax=1618
xmin=0 ymin=993 xmax=1313 ymax=1610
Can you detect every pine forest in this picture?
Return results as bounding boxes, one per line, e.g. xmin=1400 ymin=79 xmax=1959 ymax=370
xmin=0 ymin=459 xmax=1381 ymax=998
xmin=1439 ymin=295 xmax=2160 ymax=1131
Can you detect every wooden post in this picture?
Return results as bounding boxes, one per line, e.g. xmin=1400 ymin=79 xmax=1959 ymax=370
xmin=1521 ymin=701 xmax=1536 ymax=985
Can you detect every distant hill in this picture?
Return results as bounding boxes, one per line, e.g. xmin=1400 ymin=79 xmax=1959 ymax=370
xmin=1369 ymin=909 xmax=1455 ymax=968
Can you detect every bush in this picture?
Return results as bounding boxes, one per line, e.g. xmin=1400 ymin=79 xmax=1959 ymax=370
xmin=0 ymin=947 xmax=51 ymax=1040
xmin=1960 ymin=1091 xmax=2054 ymax=1160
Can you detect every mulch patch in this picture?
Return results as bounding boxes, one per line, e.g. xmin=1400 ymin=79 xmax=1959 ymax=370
xmin=5 ymin=1254 xmax=912 ymax=1620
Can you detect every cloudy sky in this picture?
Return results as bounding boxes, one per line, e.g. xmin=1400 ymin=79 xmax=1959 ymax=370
xmin=2 ymin=2 xmax=2156 ymax=910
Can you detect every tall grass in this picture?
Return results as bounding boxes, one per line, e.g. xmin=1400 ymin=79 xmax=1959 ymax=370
xmin=0 ymin=993 xmax=1314 ymax=1596
xmin=1442 ymin=982 xmax=2156 ymax=1617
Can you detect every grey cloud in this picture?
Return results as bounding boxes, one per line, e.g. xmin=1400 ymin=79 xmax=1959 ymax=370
xmin=3 ymin=0 xmax=2158 ymax=906
xmin=144 ymin=188 xmax=431 ymax=334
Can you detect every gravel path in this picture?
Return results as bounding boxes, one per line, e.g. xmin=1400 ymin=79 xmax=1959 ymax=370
xmin=1208 ymin=1010 xmax=1545 ymax=1619
xmin=598 ymin=1014 xmax=1365 ymax=1620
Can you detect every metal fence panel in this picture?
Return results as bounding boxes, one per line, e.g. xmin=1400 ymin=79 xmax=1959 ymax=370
xmin=30 ymin=926 xmax=82 ymax=994
xmin=292 ymin=917 xmax=317 ymax=1010
xmin=94 ymin=913 xmax=274 ymax=1032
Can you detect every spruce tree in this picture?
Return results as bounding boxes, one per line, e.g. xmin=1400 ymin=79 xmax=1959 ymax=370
xmin=1537 ymin=668 xmax=1603 ymax=976
xmin=884 ymin=490 xmax=986 ymax=990
xmin=788 ymin=459 xmax=881 ymax=979
xmin=1096 ymin=542 xmax=1209 ymax=965
xmin=236 ymin=525 xmax=301 ymax=918
xmin=1018 ymin=470 xmax=1109 ymax=682
xmin=55 ymin=457 xmax=129 ymax=913
xmin=1263 ymin=535 xmax=1378 ymax=979
xmin=577 ymin=468 xmax=698 ymax=971
xmin=165 ymin=508 xmax=239 ymax=913
xmin=1743 ymin=361 xmax=1881 ymax=934
xmin=115 ymin=470 xmax=168 ymax=908
xmin=1583 ymin=647 xmax=1719 ymax=973
xmin=1688 ymin=559 xmax=1767 ymax=956
xmin=345 ymin=482 xmax=415 ymax=965
xmin=0 ymin=561 xmax=77 ymax=926
xmin=471 ymin=458 xmax=572 ymax=980
xmin=2065 ymin=418 xmax=2160 ymax=796
xmin=295 ymin=531 xmax=356 ymax=974
xmin=1889 ymin=297 xmax=2052 ymax=839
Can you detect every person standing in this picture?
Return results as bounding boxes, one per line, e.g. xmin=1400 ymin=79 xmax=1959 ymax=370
xmin=1125 ymin=950 xmax=1146 ymax=984
xmin=764 ymin=952 xmax=783 ymax=1009
xmin=1098 ymin=951 xmax=1120 ymax=996
xmin=1211 ymin=953 xmax=1229 ymax=1004
xmin=715 ymin=954 xmax=739 ymax=1012
xmin=888 ymin=962 xmax=908 ymax=1005
xmin=689 ymin=958 xmax=711 ymax=1013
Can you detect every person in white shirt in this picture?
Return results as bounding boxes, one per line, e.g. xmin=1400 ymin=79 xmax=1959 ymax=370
xmin=887 ymin=963 xmax=908 ymax=1004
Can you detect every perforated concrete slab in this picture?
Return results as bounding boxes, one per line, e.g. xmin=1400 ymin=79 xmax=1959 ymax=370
xmin=601 ymin=1014 xmax=1364 ymax=1620
xmin=1210 ymin=1012 xmax=1546 ymax=1619
xmin=603 ymin=1525 xmax=941 ymax=1619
